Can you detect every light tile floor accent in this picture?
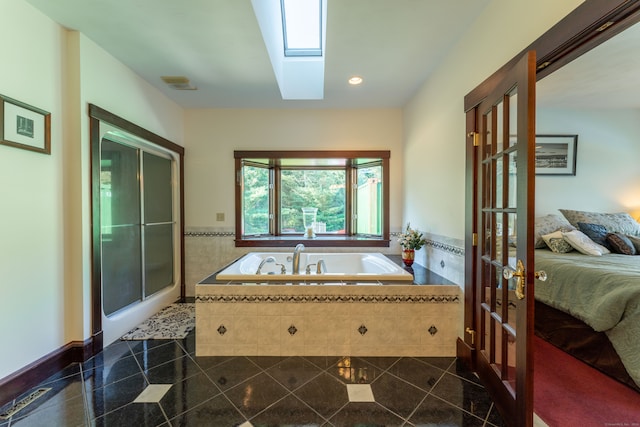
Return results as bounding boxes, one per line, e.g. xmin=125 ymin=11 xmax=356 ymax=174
xmin=133 ymin=384 xmax=173 ymax=403
xmin=346 ymin=384 xmax=375 ymax=402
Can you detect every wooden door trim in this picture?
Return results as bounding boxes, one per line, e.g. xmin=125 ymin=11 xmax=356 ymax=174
xmin=464 ymin=0 xmax=640 ymax=111
xmin=460 ymin=109 xmax=478 ymax=370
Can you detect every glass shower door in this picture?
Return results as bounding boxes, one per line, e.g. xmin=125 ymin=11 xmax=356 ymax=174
xmin=100 ymin=139 xmax=175 ymax=316
xmin=101 ymin=140 xmax=142 ymax=315
xmin=142 ymin=152 xmax=174 ymax=296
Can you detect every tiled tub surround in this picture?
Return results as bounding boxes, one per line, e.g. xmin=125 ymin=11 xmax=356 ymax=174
xmin=185 ymin=227 xmax=465 ymax=295
xmin=195 ymin=264 xmax=461 ymax=357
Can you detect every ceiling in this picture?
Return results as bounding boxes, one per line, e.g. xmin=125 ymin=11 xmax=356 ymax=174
xmin=537 ymin=20 xmax=640 ymax=109
xmin=23 ymin=0 xmax=491 ymax=109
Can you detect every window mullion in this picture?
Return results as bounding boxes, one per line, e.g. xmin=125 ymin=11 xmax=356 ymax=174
xmin=272 ymin=165 xmax=280 ymax=236
xmin=345 ymin=165 xmax=354 ymax=236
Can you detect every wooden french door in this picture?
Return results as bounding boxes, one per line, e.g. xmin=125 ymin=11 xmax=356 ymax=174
xmin=468 ymin=51 xmax=537 ymax=426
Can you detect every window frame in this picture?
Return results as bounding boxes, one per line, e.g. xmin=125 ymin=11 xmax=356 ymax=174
xmin=234 ymin=150 xmax=390 ymax=247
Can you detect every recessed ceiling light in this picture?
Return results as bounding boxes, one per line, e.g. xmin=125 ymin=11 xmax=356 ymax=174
xmin=348 ymin=76 xmax=363 ymax=85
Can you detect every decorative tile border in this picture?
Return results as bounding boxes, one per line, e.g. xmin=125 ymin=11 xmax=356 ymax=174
xmin=196 ymin=294 xmax=460 ymax=304
xmin=185 ymin=231 xmax=235 ymax=237
xmin=390 ymin=232 xmax=464 ymax=257
xmin=186 ymin=230 xmax=465 ymax=258
xmin=426 ymin=239 xmax=464 ymax=256
xmin=187 ymin=230 xmax=464 ymax=256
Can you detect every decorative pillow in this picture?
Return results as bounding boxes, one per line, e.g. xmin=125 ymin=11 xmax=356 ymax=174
xmin=606 ymin=233 xmax=636 ymax=255
xmin=534 ymin=214 xmax=576 ymax=249
xmin=541 ymin=230 xmax=574 ymax=253
xmin=577 ymin=222 xmax=609 ymax=248
xmin=561 ymin=230 xmax=610 ymax=256
xmin=626 ymin=235 xmax=640 ymax=253
xmin=559 ymin=209 xmax=640 ymax=237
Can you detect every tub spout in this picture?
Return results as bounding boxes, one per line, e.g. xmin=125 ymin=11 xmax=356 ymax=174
xmin=256 ymin=256 xmax=276 ymax=274
xmin=292 ymin=244 xmax=305 ymax=274
xmin=317 ymin=259 xmax=327 ymax=274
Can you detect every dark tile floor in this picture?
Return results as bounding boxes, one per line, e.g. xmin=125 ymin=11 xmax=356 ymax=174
xmin=1 ymin=329 xmax=506 ymax=426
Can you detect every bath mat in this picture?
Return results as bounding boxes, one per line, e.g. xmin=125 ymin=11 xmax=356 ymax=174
xmin=120 ymin=303 xmax=195 ymax=340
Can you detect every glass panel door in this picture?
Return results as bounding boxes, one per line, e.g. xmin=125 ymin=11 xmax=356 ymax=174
xmin=472 ymin=51 xmax=536 ymax=425
xmin=101 ymin=140 xmax=142 ymax=315
xmin=100 ymin=139 xmax=175 ymax=316
xmin=143 ymin=152 xmax=174 ymax=296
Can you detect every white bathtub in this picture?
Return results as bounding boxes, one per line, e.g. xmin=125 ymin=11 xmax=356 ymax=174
xmin=215 ymin=252 xmax=413 ymax=282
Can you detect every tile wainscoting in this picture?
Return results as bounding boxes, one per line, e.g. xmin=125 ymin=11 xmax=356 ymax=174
xmin=420 ymin=232 xmax=465 ymax=286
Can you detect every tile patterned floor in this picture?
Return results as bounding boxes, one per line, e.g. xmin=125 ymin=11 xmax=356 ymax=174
xmin=1 ymin=329 xmax=506 ymax=426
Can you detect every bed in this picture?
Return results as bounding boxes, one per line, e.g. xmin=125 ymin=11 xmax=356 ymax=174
xmin=534 ymin=249 xmax=640 ymax=392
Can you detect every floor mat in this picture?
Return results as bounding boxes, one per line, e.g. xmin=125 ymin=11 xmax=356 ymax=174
xmin=120 ymin=303 xmax=195 ymax=340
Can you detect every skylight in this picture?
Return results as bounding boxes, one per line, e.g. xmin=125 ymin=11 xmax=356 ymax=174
xmin=252 ymin=0 xmax=327 ymax=100
xmin=281 ymin=0 xmax=323 ymax=57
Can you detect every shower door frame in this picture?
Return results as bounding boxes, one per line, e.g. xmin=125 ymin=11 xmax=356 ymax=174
xmin=89 ymin=104 xmax=185 ymax=351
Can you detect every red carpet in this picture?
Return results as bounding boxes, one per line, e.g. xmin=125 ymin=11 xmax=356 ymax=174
xmin=534 ymin=335 xmax=640 ymax=427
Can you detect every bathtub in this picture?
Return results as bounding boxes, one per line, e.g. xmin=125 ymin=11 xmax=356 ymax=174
xmin=215 ymin=252 xmax=414 ymax=282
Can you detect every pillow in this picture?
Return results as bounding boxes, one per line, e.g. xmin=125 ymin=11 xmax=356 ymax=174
xmin=561 ymin=230 xmax=610 ymax=256
xmin=534 ymin=214 xmax=576 ymax=249
xmin=559 ymin=209 xmax=640 ymax=237
xmin=541 ymin=230 xmax=574 ymax=253
xmin=626 ymin=235 xmax=640 ymax=253
xmin=606 ymin=233 xmax=636 ymax=255
xmin=577 ymin=222 xmax=609 ymax=248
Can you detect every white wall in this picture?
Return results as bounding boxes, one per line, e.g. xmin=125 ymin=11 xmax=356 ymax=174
xmin=536 ymin=108 xmax=640 ymax=217
xmin=0 ymin=0 xmax=66 ymax=380
xmin=185 ymin=108 xmax=403 ymax=228
xmin=0 ymin=0 xmax=184 ymax=380
xmin=402 ymin=0 xmax=584 ymax=270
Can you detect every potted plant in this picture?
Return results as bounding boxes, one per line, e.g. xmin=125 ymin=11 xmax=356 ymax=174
xmin=398 ymin=223 xmax=426 ymax=266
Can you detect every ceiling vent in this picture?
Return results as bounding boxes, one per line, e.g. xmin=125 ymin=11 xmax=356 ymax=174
xmin=161 ymin=76 xmax=197 ymax=90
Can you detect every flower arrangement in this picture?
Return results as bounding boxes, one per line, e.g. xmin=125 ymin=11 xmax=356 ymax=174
xmin=398 ymin=223 xmax=426 ymax=250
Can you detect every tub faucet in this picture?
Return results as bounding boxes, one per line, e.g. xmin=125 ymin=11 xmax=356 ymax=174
xmin=316 ymin=259 xmax=327 ymax=274
xmin=292 ymin=243 xmax=305 ymax=274
xmin=256 ymin=256 xmax=276 ymax=274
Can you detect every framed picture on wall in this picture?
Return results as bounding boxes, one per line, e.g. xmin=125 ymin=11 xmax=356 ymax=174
xmin=0 ymin=94 xmax=51 ymax=155
xmin=535 ymin=134 xmax=578 ymax=176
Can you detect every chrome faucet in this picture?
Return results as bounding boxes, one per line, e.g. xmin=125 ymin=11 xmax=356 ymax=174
xmin=316 ymin=259 xmax=327 ymax=274
xmin=255 ymin=256 xmax=276 ymax=274
xmin=292 ymin=243 xmax=305 ymax=274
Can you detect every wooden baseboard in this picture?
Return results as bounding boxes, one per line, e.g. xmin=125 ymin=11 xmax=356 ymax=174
xmin=0 ymin=335 xmax=100 ymax=407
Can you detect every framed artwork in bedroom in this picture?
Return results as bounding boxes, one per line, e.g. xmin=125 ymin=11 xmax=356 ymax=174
xmin=0 ymin=94 xmax=51 ymax=155
xmin=535 ymin=134 xmax=578 ymax=176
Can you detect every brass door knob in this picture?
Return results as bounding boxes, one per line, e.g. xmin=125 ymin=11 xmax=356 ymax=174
xmin=502 ymin=260 xmax=546 ymax=300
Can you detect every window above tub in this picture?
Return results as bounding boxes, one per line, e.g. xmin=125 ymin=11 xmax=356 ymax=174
xmin=234 ymin=150 xmax=390 ymax=247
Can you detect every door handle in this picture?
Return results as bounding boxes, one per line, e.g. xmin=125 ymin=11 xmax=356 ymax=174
xmin=502 ymin=260 xmax=547 ymax=300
